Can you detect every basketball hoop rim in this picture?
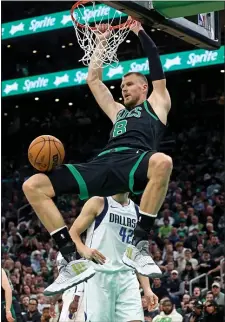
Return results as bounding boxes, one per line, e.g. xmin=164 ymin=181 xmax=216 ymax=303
xmin=71 ymin=0 xmax=134 ymax=30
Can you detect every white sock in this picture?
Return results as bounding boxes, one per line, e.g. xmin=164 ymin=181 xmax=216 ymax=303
xmin=50 ymin=226 xmax=67 ymax=236
xmin=139 ymin=210 xmax=157 ymax=218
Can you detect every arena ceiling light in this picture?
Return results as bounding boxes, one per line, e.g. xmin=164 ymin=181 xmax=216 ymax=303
xmin=220 ymin=70 xmax=225 ymax=73
xmin=4 ymin=113 xmax=8 ymax=116
xmin=68 ymin=43 xmax=73 ymax=46
xmin=15 ymin=105 xmax=19 ymax=108
xmin=151 ymin=29 xmax=155 ymax=32
xmin=119 ymin=97 xmax=123 ymax=101
xmin=46 ymin=55 xmax=50 ymax=58
xmin=55 ymin=98 xmax=60 ymax=102
xmin=33 ymin=50 xmax=37 ymax=54
xmin=187 ymin=79 xmax=192 ymax=83
xmin=68 ymin=102 xmax=73 ymax=106
xmin=7 ymin=44 xmax=11 ymax=48
xmin=110 ymin=86 xmax=115 ymax=89
xmin=126 ymin=39 xmax=131 ymax=43
xmin=34 ymin=97 xmax=39 ymax=101
xmin=61 ymin=45 xmax=66 ymax=48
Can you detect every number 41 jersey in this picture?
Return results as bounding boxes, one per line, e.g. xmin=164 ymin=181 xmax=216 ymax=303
xmin=85 ymin=197 xmax=139 ymax=273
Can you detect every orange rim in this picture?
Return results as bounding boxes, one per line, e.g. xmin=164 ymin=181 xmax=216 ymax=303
xmin=71 ymin=0 xmax=134 ymax=30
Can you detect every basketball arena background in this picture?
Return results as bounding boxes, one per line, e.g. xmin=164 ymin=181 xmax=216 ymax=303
xmin=1 ymin=2 xmax=225 ymax=322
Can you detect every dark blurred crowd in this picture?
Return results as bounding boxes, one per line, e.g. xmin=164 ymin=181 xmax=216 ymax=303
xmin=2 ymin=96 xmax=225 ymax=322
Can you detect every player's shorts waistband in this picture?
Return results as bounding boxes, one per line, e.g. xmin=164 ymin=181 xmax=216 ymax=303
xmin=97 ymin=147 xmax=133 ymax=157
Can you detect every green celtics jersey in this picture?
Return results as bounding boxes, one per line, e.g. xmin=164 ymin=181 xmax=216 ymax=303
xmin=103 ymin=100 xmax=166 ymax=152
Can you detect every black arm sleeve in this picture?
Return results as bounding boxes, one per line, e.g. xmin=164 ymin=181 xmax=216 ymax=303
xmin=138 ymin=29 xmax=165 ymax=81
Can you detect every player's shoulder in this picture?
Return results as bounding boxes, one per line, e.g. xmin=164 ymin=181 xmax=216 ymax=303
xmin=86 ymin=196 xmax=106 ymax=215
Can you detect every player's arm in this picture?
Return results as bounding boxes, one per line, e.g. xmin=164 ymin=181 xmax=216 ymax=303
xmin=86 ymin=26 xmax=124 ymax=123
xmin=137 ymin=274 xmax=158 ymax=311
xmin=69 ymin=197 xmax=106 ymax=264
xmin=2 ymin=269 xmax=14 ymax=322
xmin=131 ymin=21 xmax=171 ymax=113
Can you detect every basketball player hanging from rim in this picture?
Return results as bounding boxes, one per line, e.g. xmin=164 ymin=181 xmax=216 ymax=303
xmin=22 ymin=19 xmax=172 ymax=295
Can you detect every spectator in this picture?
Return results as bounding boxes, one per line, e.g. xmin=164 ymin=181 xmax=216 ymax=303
xmin=165 ymin=270 xmax=184 ymax=306
xmin=161 ymin=261 xmax=175 ymax=283
xmin=188 ymin=216 xmax=203 ymax=235
xmin=196 ymin=251 xmax=216 ymax=276
xmin=152 ymin=299 xmax=183 ymax=322
xmin=203 ymin=300 xmax=223 ymax=321
xmin=156 ymin=210 xmax=174 ymax=228
xmin=177 ymin=219 xmax=188 ymax=235
xmin=23 ymin=298 xmax=41 ymax=322
xmin=205 ymin=292 xmax=214 ymax=302
xmin=179 ymin=294 xmax=191 ymax=316
xmin=151 ymin=278 xmax=169 ymax=301
xmin=205 ymin=235 xmax=224 ymax=259
xmin=20 ymin=295 xmax=30 ymax=314
xmin=158 ymin=219 xmax=172 ymax=239
xmin=211 ymin=282 xmax=225 ymax=306
xmin=183 ymin=300 xmax=204 ymax=322
xmin=185 ymin=249 xmax=198 ymax=268
xmin=168 ymin=227 xmax=180 ymax=245
xmin=40 ymin=306 xmax=51 ymax=322
xmin=192 ymin=287 xmax=202 ymax=301
xmin=174 ymin=242 xmax=187 ymax=271
xmin=181 ymin=262 xmax=197 ymax=291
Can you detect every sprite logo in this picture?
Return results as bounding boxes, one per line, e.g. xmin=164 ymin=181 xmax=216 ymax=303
xmin=129 ymin=60 xmax=149 ymax=73
xmin=23 ymin=77 xmax=49 ymax=92
xmin=74 ymin=71 xmax=88 ymax=84
xmin=187 ymin=50 xmax=218 ymax=67
xmin=29 ymin=16 xmax=56 ymax=32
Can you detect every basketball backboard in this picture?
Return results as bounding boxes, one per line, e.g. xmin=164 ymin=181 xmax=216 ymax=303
xmin=101 ymin=1 xmax=221 ymax=49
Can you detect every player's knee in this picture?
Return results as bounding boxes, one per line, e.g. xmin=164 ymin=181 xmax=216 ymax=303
xmin=22 ymin=173 xmax=55 ymax=199
xmin=149 ymin=153 xmax=173 ymax=175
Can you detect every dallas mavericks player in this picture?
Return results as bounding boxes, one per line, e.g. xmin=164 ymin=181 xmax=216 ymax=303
xmin=68 ymin=193 xmax=159 ymax=322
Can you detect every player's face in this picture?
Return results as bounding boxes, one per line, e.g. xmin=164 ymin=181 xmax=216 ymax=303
xmin=121 ymin=75 xmax=148 ymax=108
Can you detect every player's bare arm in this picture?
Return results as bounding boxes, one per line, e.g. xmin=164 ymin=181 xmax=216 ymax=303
xmin=86 ymin=24 xmax=124 ymax=123
xmin=137 ymin=274 xmax=158 ymax=311
xmin=69 ymin=197 xmax=106 ymax=265
xmin=130 ymin=20 xmax=171 ymax=125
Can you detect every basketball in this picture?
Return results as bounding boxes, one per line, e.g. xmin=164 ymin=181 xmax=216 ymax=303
xmin=28 ymin=135 xmax=65 ymax=172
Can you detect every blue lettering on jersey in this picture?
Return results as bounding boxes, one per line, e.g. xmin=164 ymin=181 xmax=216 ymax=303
xmin=109 ymin=213 xmax=136 ymax=228
xmin=116 ymin=106 xmax=142 ymax=122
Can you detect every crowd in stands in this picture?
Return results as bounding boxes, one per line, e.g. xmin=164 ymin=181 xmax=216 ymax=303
xmin=2 ymin=93 xmax=224 ymax=322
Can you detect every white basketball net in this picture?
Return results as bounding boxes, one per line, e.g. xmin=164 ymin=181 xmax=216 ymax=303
xmin=71 ymin=1 xmax=134 ymax=68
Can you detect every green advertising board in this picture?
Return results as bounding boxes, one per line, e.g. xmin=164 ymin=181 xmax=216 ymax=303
xmin=2 ymin=4 xmax=126 ymax=40
xmin=2 ymin=46 xmax=224 ymax=97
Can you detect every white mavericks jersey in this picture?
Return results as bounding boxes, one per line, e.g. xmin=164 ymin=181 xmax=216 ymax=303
xmin=85 ymin=196 xmax=139 ymax=273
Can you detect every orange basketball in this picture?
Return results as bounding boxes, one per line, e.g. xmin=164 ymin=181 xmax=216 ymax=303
xmin=28 ymin=135 xmax=65 ymax=172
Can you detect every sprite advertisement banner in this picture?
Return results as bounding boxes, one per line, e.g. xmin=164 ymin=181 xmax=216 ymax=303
xmin=2 ymin=46 xmax=224 ymax=97
xmin=2 ymin=4 xmax=126 ymax=40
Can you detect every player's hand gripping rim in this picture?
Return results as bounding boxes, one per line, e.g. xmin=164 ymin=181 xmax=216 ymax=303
xmin=78 ymin=245 xmax=106 ymax=265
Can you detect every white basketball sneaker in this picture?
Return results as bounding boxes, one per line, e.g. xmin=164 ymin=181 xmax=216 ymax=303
xmin=122 ymin=240 xmax=162 ymax=277
xmin=44 ymin=259 xmax=95 ymax=296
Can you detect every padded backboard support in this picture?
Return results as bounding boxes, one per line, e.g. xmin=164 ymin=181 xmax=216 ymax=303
xmin=100 ymin=1 xmax=221 ymax=49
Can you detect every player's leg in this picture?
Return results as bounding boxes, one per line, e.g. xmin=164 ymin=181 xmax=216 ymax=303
xmin=22 ymin=168 xmax=79 ymax=259
xmin=123 ymin=151 xmax=172 ymax=276
xmin=140 ymin=152 xmax=172 ymax=216
xmin=115 ymin=271 xmax=144 ymax=322
xmin=84 ymin=272 xmax=114 ymax=322
xmin=22 ymin=164 xmax=101 ymax=295
xmin=133 ymin=152 xmax=172 ymax=244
